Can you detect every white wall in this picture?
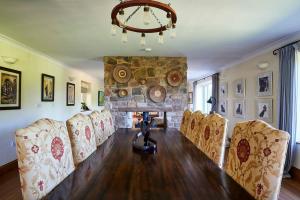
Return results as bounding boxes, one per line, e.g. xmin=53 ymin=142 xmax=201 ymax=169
xmin=0 ymin=36 xmax=104 ymax=166
xmin=219 ymin=51 xmax=300 ymax=169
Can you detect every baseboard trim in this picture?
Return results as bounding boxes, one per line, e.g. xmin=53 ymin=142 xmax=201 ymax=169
xmin=290 ymin=167 xmax=300 ymax=182
xmin=0 ymin=160 xmax=18 ymax=176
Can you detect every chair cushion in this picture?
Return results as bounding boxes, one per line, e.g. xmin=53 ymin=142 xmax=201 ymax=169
xmin=89 ymin=111 xmax=107 ymax=146
xmin=225 ymin=120 xmax=290 ymax=200
xmin=180 ymin=109 xmax=192 ymax=135
xmin=15 ymin=118 xmax=75 ymax=200
xmin=186 ymin=111 xmax=205 ymax=144
xmin=66 ymin=113 xmax=97 ymax=166
xmin=198 ymin=113 xmax=228 ymax=167
xmin=102 ymin=109 xmax=115 ymax=136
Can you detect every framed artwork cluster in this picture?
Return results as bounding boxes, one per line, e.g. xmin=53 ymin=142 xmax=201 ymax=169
xmin=232 ymin=79 xmax=246 ymax=118
xmin=255 ymin=72 xmax=273 ymax=123
xmin=219 ymin=70 xmax=273 ymax=123
xmin=219 ymin=82 xmax=228 ymax=116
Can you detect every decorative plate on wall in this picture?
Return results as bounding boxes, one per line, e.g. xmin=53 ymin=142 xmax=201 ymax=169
xmin=167 ymin=70 xmax=183 ymax=87
xmin=113 ymin=65 xmax=131 ymax=83
xmin=118 ymin=89 xmax=128 ymax=98
xmin=148 ymin=85 xmax=166 ymax=103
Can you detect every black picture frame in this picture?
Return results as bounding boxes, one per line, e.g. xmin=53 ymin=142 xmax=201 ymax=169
xmin=0 ymin=66 xmax=21 ymax=110
xmin=66 ymin=82 xmax=75 ymax=106
xmin=41 ymin=73 xmax=55 ymax=102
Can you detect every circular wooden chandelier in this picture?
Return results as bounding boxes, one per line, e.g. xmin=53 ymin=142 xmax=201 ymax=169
xmin=110 ymin=0 xmax=177 ymax=45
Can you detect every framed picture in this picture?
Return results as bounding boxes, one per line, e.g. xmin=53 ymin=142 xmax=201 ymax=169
xmin=219 ymin=100 xmax=227 ymax=116
xmin=233 ymin=99 xmax=245 ymax=118
xmin=66 ymin=82 xmax=75 ymax=106
xmin=98 ymin=91 xmax=105 ymax=106
xmin=0 ymin=66 xmax=21 ymax=110
xmin=41 ymin=74 xmax=55 ymax=102
xmin=188 ymin=92 xmax=193 ymax=104
xmin=220 ymin=82 xmax=228 ymax=98
xmin=257 ymin=72 xmax=272 ymax=96
xmin=233 ymin=79 xmax=245 ymax=97
xmin=256 ymin=98 xmax=273 ymax=123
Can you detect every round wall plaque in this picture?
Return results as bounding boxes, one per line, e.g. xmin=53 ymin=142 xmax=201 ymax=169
xmin=113 ymin=65 xmax=132 ymax=83
xmin=118 ymin=89 xmax=128 ymax=98
xmin=148 ymin=85 xmax=166 ymax=103
xmin=167 ymin=70 xmax=183 ymax=87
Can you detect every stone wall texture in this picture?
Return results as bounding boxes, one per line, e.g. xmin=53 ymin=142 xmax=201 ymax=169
xmin=103 ymin=56 xmax=188 ymax=129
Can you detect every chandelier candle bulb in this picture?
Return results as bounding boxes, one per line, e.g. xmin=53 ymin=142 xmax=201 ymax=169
xmin=140 ymin=33 xmax=146 ymax=46
xmin=158 ymin=31 xmax=164 ymax=44
xmin=143 ymin=6 xmax=151 ymax=25
xmin=111 ymin=23 xmax=117 ymax=36
xmin=170 ymin=24 xmax=176 ymax=38
xmin=119 ymin=10 xmax=125 ymax=23
xmin=167 ymin=13 xmax=172 ymax=29
xmin=122 ymin=29 xmax=128 ymax=43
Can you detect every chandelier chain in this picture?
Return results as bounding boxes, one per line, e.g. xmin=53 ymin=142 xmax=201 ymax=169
xmin=124 ymin=6 xmax=142 ymax=24
xmin=150 ymin=8 xmax=163 ymax=27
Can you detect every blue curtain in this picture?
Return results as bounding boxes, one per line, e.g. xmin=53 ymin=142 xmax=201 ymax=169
xmin=193 ymin=81 xmax=197 ymax=111
xmin=278 ymin=45 xmax=297 ymax=177
xmin=211 ymin=73 xmax=219 ymax=112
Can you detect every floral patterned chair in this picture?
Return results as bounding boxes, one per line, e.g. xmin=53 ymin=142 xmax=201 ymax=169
xmin=185 ymin=111 xmax=205 ymax=144
xmin=89 ymin=111 xmax=108 ymax=146
xmin=225 ymin=120 xmax=290 ymax=200
xmin=15 ymin=119 xmax=75 ymax=200
xmin=180 ymin=109 xmax=192 ymax=136
xmin=197 ymin=113 xmax=228 ymax=167
xmin=66 ymin=113 xmax=97 ymax=166
xmin=101 ymin=109 xmax=115 ymax=137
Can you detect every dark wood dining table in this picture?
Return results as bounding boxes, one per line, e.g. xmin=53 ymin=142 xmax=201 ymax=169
xmin=45 ymin=128 xmax=254 ymax=200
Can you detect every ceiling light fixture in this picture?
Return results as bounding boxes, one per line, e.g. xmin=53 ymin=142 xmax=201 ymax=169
xmin=111 ymin=0 xmax=177 ymax=46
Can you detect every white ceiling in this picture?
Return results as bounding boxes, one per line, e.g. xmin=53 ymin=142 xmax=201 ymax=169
xmin=1 ymin=0 xmax=300 ymax=80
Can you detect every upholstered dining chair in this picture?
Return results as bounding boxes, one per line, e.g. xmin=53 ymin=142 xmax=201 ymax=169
xmin=89 ymin=111 xmax=108 ymax=146
xmin=180 ymin=109 xmax=192 ymax=136
xmin=225 ymin=120 xmax=290 ymax=200
xmin=101 ymin=109 xmax=115 ymax=137
xmin=186 ymin=111 xmax=205 ymax=144
xmin=197 ymin=113 xmax=228 ymax=168
xmin=66 ymin=113 xmax=97 ymax=166
xmin=15 ymin=119 xmax=75 ymax=200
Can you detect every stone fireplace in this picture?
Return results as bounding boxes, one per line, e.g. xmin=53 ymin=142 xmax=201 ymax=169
xmin=103 ymin=56 xmax=188 ymax=129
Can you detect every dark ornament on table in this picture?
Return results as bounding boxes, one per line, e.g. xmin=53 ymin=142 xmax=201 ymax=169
xmin=132 ymin=115 xmax=157 ymax=154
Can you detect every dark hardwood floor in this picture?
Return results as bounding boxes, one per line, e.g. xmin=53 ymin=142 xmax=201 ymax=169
xmin=0 ymin=129 xmax=299 ymax=200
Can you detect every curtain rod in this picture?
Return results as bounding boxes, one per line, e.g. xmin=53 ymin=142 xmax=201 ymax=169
xmin=193 ymin=73 xmax=218 ymax=83
xmin=273 ymin=39 xmax=300 ymax=55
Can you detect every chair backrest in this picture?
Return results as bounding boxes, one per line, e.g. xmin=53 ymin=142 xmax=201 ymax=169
xmin=180 ymin=109 xmax=192 ymax=135
xmin=186 ymin=111 xmax=205 ymax=144
xmin=66 ymin=113 xmax=97 ymax=166
xmin=15 ymin=118 xmax=75 ymax=200
xmin=197 ymin=113 xmax=228 ymax=167
xmin=101 ymin=109 xmax=115 ymax=137
xmin=89 ymin=111 xmax=107 ymax=146
xmin=225 ymin=120 xmax=290 ymax=200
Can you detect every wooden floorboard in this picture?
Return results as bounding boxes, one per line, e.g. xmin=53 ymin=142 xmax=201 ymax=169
xmin=0 ymin=166 xmax=299 ymax=199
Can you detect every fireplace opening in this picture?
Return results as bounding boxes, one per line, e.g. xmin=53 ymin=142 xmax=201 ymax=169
xmin=132 ymin=112 xmax=166 ymax=128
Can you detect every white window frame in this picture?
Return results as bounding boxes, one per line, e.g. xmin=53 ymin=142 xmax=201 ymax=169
xmin=194 ymin=78 xmax=212 ymax=114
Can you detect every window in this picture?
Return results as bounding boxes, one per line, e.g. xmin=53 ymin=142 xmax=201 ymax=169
xmin=296 ymin=49 xmax=300 ymax=142
xmin=194 ymin=78 xmax=212 ymax=114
